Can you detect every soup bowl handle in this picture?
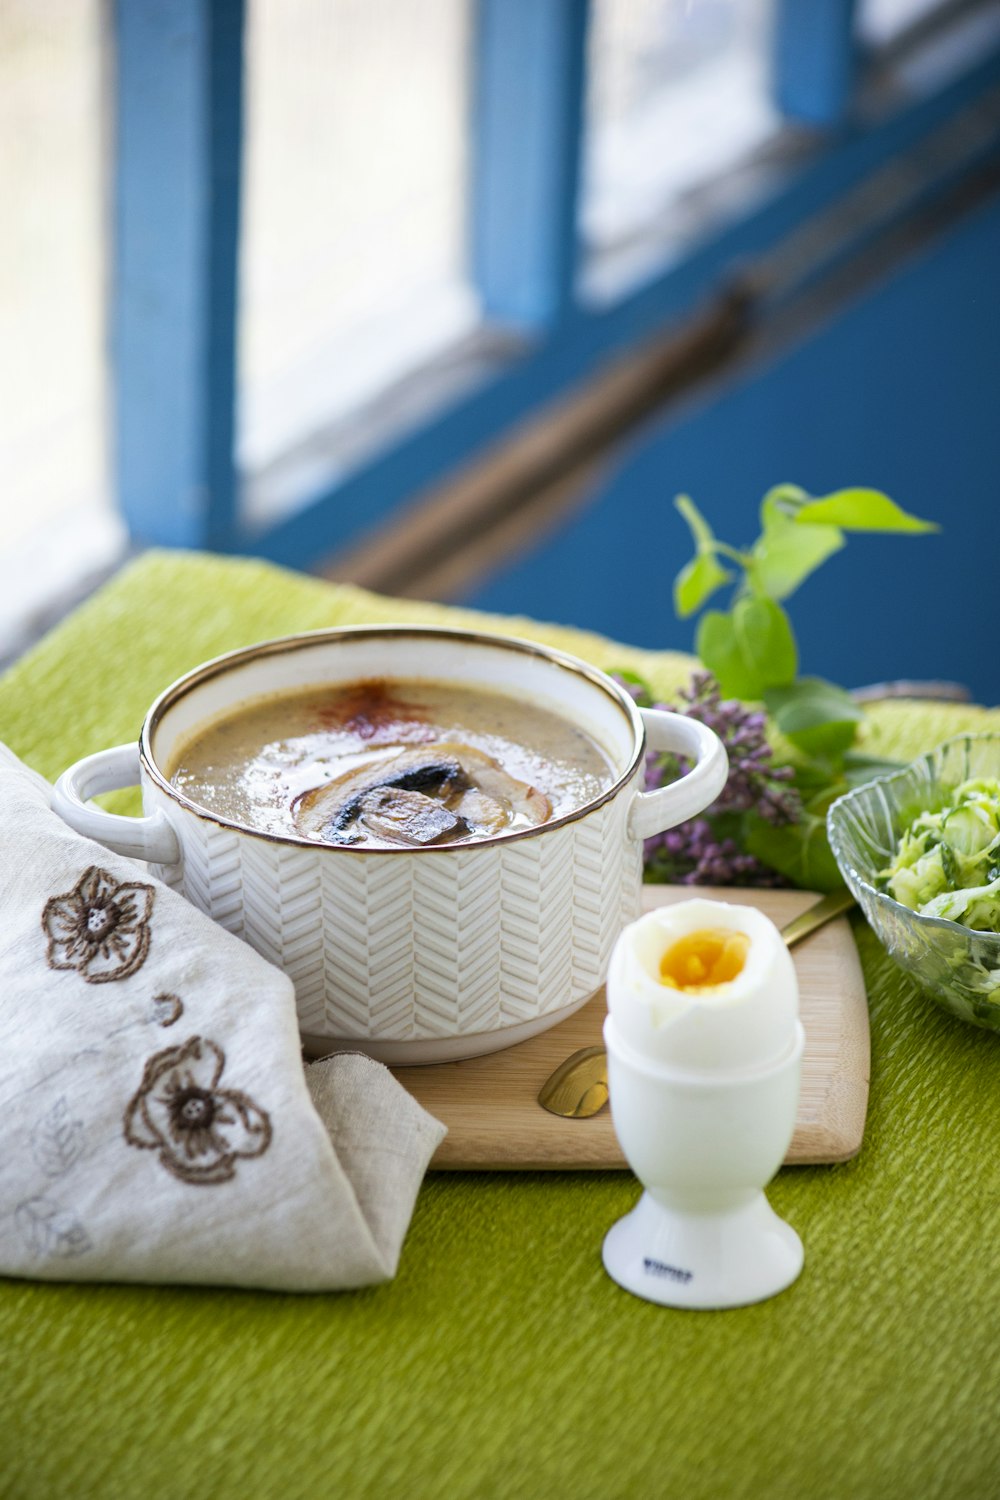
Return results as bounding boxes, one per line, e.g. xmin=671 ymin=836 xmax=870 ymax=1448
xmin=52 ymin=744 xmax=181 ymax=866
xmin=628 ymin=709 xmax=729 ymax=842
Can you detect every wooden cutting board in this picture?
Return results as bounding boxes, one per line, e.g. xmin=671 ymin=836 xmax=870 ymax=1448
xmin=393 ymin=886 xmax=870 ymax=1169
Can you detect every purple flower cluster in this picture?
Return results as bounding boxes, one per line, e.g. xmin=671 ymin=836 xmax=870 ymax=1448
xmin=617 ymin=670 xmax=800 ymax=887
xmin=649 ymin=819 xmax=774 ymax=887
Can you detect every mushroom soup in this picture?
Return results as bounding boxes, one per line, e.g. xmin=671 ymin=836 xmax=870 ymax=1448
xmin=168 ymin=677 xmax=615 ymax=848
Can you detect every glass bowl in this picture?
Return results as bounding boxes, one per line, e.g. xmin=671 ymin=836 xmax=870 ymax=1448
xmin=827 ymin=733 xmax=1000 ymax=1031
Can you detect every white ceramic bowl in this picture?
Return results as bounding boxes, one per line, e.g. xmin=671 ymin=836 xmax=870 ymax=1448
xmin=52 ymin=627 xmax=727 ymax=1063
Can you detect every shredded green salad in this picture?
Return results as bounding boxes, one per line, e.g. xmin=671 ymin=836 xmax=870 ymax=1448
xmin=880 ymin=777 xmax=1000 ymax=930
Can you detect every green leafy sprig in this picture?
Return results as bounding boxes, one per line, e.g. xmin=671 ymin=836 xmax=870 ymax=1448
xmin=671 ymin=485 xmax=938 ymax=889
xmin=675 ymin=484 xmax=936 ymax=758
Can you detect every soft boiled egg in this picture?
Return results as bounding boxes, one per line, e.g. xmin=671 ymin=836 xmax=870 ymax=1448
xmin=606 ymin=898 xmax=799 ymax=1073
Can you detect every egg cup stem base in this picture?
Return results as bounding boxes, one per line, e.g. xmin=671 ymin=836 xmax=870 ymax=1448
xmin=602 ymin=1189 xmax=803 ymax=1310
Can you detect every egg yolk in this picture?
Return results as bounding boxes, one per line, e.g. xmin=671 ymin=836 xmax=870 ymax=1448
xmin=658 ymin=928 xmax=750 ymax=991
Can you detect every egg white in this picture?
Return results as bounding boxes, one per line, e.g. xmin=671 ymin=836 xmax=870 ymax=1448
xmin=607 ymin=898 xmax=799 ymax=1072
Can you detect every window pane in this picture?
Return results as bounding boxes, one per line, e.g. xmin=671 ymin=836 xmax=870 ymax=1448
xmin=0 ymin=0 xmax=108 ymax=550
xmin=858 ymin=0 xmax=948 ymax=47
xmin=582 ymin=0 xmax=779 ymax=270
xmin=238 ymin=0 xmax=476 ymax=475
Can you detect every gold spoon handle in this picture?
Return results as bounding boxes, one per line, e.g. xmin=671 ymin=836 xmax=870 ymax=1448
xmin=537 ymin=890 xmax=857 ymax=1119
xmin=778 ymin=887 xmax=856 ymax=950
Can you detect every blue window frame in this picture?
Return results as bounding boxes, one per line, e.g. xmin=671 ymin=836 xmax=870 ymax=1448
xmin=111 ymin=0 xmax=1000 ymax=573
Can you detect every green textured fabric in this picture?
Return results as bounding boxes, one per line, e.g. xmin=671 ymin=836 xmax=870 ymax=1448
xmin=1 ymin=550 xmax=999 ymax=1500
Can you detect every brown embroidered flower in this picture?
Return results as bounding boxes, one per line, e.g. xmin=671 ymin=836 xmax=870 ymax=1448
xmin=43 ymin=866 xmax=154 ymax=984
xmin=123 ymin=1036 xmax=272 ymax=1186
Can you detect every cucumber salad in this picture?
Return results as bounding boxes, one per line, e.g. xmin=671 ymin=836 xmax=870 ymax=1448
xmin=881 ymin=778 xmax=1000 ymax=930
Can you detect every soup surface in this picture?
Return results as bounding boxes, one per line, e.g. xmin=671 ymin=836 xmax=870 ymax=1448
xmin=167 ymin=677 xmax=615 ymax=848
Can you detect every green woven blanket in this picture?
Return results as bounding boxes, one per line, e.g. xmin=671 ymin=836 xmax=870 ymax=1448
xmin=1 ymin=552 xmax=998 ymax=1500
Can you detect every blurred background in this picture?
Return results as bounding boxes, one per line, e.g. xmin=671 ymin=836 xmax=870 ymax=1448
xmin=1 ymin=0 xmax=998 ymax=698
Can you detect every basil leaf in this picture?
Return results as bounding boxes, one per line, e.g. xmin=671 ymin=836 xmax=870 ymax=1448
xmin=673 ymin=550 xmax=732 ymax=618
xmin=794 ymin=489 xmax=938 ymax=533
xmin=765 ymin=677 xmax=863 ymax=724
xmin=674 ymin=493 xmax=718 ymax=550
xmin=763 ymin=677 xmax=863 ymax=758
xmin=695 ymin=611 xmax=766 ymax=700
xmin=696 ymin=598 xmax=797 ymax=699
xmin=749 ymin=519 xmax=844 ymax=602
xmin=732 ymin=597 xmax=797 ymax=691
xmin=790 ymin=761 xmax=840 ymax=798
xmin=841 ymin=750 xmax=902 ymax=786
xmin=759 ymin=483 xmax=810 ymax=532
xmin=673 ymin=494 xmax=737 ymax=617
xmin=743 ymin=811 xmax=845 ymax=892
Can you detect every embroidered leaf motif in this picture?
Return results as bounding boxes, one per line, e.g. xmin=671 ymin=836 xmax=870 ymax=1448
xmin=15 ymin=1196 xmax=91 ymax=1259
xmin=31 ymin=1097 xmax=85 ymax=1178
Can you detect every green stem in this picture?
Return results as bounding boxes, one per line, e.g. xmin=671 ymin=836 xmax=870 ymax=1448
xmin=712 ymin=541 xmax=751 ymax=567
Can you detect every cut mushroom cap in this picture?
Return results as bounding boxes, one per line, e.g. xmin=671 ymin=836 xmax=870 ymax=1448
xmin=440 ymin=743 xmax=551 ymax=827
xmin=452 ymin=786 xmax=508 ymax=838
xmin=353 ymin=786 xmax=467 ymax=846
xmin=292 ymin=742 xmax=552 ymax=847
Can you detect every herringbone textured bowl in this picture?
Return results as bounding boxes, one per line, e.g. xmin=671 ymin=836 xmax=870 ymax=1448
xmin=53 ymin=627 xmax=726 ymax=1063
xmin=148 ymin=768 xmax=643 ymax=1060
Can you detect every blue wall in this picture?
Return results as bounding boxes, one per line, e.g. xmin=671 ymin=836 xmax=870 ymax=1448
xmin=464 ymin=191 xmax=1000 ymax=705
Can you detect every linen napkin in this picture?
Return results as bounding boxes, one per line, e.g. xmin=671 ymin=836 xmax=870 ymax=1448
xmin=0 ymin=744 xmax=445 ymax=1291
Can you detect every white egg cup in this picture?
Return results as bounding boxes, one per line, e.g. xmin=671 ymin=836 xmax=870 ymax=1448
xmin=602 ymin=1015 xmax=805 ymax=1310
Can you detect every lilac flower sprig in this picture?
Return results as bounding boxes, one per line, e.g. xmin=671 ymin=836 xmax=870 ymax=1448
xmin=616 ymin=669 xmax=800 ymax=887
